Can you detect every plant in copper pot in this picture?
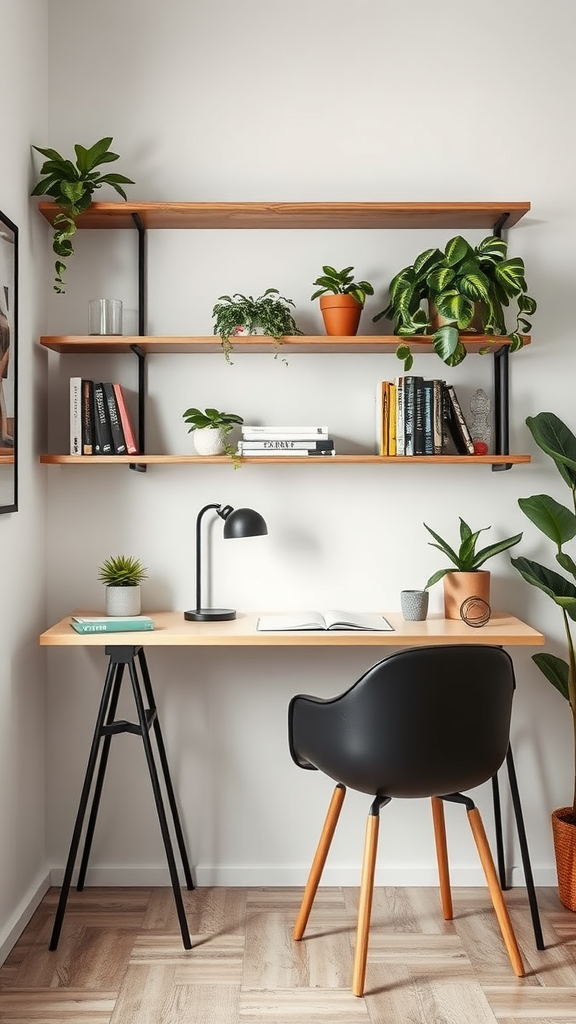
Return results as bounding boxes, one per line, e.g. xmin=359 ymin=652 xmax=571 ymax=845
xmin=311 ymin=265 xmax=374 ymax=337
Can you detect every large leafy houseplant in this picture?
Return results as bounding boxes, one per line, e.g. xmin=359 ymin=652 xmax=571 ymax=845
xmin=511 ymin=412 xmax=576 ymax=830
xmin=31 ymin=137 xmax=134 ymax=293
xmin=373 ymin=235 xmax=537 ymax=371
xmin=212 ymin=288 xmax=303 ymax=362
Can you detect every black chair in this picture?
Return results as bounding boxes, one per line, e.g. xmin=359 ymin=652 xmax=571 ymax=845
xmin=288 ymin=645 xmax=526 ymax=997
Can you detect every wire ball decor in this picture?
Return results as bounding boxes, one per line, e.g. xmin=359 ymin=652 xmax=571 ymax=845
xmin=460 ymin=596 xmax=491 ymax=628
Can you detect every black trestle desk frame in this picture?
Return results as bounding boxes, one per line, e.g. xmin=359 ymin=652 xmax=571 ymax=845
xmin=49 ymin=645 xmax=194 ymax=951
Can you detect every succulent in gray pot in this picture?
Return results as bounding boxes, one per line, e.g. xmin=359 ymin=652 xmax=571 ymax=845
xmin=373 ymin=235 xmax=536 ymax=371
xmin=511 ymin=411 xmax=576 ymax=909
xmin=98 ymin=554 xmax=148 ymax=616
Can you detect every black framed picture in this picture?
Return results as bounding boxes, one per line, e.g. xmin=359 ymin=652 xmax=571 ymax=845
xmin=0 ymin=208 xmax=18 ymax=514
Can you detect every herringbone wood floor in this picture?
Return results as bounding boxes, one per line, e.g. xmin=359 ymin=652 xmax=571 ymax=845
xmin=0 ymin=885 xmax=575 ymax=1023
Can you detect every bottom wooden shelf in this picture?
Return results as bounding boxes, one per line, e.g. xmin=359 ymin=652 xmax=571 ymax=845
xmin=40 ymin=453 xmax=531 ymax=466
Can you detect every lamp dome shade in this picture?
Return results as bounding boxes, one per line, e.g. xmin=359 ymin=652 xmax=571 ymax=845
xmin=223 ymin=507 xmax=268 ymax=539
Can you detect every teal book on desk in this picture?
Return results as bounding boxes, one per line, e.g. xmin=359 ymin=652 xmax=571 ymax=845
xmin=70 ymin=615 xmax=155 ymax=634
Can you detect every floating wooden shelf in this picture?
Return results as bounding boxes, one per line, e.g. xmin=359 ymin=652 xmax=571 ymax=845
xmin=39 ymin=453 xmax=530 ymax=466
xmin=38 ymin=200 xmax=530 ymax=231
xmin=40 ymin=334 xmax=531 ymax=356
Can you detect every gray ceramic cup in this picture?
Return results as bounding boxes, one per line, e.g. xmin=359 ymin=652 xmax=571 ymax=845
xmin=400 ymin=589 xmax=429 ymax=621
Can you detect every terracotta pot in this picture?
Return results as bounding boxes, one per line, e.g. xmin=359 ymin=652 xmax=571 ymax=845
xmin=442 ymin=570 xmax=490 ymax=620
xmin=551 ymin=806 xmax=576 ymax=911
xmin=319 ymin=294 xmax=363 ymax=336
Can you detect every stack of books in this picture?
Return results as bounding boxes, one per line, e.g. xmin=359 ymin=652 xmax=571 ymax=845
xmin=377 ymin=377 xmax=477 ymax=457
xmin=237 ymin=425 xmax=335 ymax=457
xmin=70 ymin=378 xmax=139 ymax=456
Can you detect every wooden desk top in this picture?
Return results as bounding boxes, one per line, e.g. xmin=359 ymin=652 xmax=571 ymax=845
xmin=39 ymin=611 xmax=545 ymax=647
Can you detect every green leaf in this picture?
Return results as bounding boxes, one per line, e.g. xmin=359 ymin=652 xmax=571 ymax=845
xmin=526 ymin=412 xmax=576 ymax=486
xmin=432 ymin=324 xmax=460 ymax=361
xmin=532 ymin=652 xmax=571 ymax=701
xmin=444 ymin=235 xmax=471 ymax=266
xmin=396 ymin=344 xmax=413 ymax=371
xmin=494 ymin=257 xmax=526 ymax=296
xmin=475 ymin=236 xmax=507 ymax=262
xmin=557 ymin=551 xmax=576 ymax=579
xmin=511 ymin=556 xmax=576 ymax=618
xmin=413 ymin=248 xmax=444 ymax=278
xmin=424 ymin=568 xmax=451 ymax=588
xmin=472 ymin=532 xmax=523 ymax=568
xmin=518 ymin=494 xmax=576 ymax=547
xmin=423 ymin=522 xmax=461 ymax=568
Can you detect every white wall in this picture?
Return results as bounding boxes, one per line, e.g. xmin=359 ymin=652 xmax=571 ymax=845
xmin=0 ymin=0 xmax=49 ymax=962
xmin=41 ymin=0 xmax=576 ymax=889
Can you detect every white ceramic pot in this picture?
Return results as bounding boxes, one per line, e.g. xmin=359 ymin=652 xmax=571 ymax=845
xmin=193 ymin=426 xmax=226 ymax=455
xmin=106 ymin=585 xmax=141 ymax=616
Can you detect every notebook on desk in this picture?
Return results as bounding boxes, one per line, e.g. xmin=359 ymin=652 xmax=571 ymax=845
xmin=256 ymin=611 xmax=394 ymax=632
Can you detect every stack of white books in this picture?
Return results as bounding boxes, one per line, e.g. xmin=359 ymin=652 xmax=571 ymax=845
xmin=237 ymin=425 xmax=335 ymax=456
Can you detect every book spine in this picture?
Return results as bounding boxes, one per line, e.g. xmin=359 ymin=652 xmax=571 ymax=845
xmin=446 ymin=384 xmax=475 ymax=455
xmin=388 ymin=382 xmax=397 ymax=456
xmin=72 ymin=621 xmax=154 ymax=633
xmin=69 ymin=377 xmax=82 ymax=455
xmin=93 ymin=383 xmax=114 ymax=455
xmin=103 ymin=382 xmax=127 ymax=454
xmin=395 ymin=377 xmax=405 ymax=456
xmin=403 ymin=376 xmax=417 ymax=456
xmin=81 ymin=379 xmax=94 ymax=456
xmin=413 ymin=377 xmax=425 ymax=455
xmin=376 ymin=381 xmax=389 ymax=456
xmin=239 ymin=438 xmax=334 ymax=451
xmin=422 ymin=380 xmax=434 ymax=456
xmin=238 ymin=449 xmax=336 ymax=456
xmin=432 ymin=379 xmax=444 ymax=454
xmin=241 ymin=425 xmax=329 ymax=436
xmin=112 ymin=383 xmax=139 ymax=454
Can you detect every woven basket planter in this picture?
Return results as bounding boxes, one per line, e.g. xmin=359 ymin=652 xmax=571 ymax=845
xmin=551 ymin=806 xmax=576 ymax=911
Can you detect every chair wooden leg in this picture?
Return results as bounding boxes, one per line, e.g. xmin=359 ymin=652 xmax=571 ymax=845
xmin=466 ymin=806 xmax=525 ymax=977
xmin=293 ymin=783 xmax=346 ymax=941
xmin=431 ymin=796 xmax=453 ymax=920
xmin=352 ymin=810 xmax=380 ymax=997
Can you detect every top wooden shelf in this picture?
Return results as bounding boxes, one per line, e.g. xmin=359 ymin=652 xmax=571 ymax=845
xmin=37 ymin=201 xmax=531 ymax=231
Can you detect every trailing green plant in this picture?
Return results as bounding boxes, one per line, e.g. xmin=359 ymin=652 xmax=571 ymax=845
xmin=182 ymin=406 xmax=244 ymax=465
xmin=311 ymin=265 xmax=374 ymax=304
xmin=31 ymin=137 xmax=134 ymax=293
xmin=212 ymin=288 xmax=303 ymax=362
xmin=98 ymin=554 xmax=148 ymax=587
xmin=373 ymin=235 xmax=537 ymax=371
xmin=511 ymin=412 xmax=576 ymax=824
xmin=424 ymin=516 xmax=522 ymax=589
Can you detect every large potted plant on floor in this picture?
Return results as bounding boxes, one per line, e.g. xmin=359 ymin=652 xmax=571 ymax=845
xmin=511 ymin=412 xmax=576 ymax=910
xmin=31 ymin=137 xmax=134 ymax=293
xmin=373 ymin=235 xmax=537 ymax=371
xmin=311 ymin=265 xmax=374 ymax=337
xmin=424 ymin=516 xmax=523 ymax=619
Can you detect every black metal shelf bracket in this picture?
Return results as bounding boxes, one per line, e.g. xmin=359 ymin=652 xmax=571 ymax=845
xmin=130 ymin=212 xmax=147 ymax=473
xmin=491 ymin=212 xmax=513 ymax=472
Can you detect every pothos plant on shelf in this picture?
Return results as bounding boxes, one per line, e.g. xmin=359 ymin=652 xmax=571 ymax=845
xmin=211 ymin=288 xmax=303 ymax=362
xmin=373 ymin=234 xmax=537 ymax=371
xmin=31 ymin=137 xmax=134 ymax=293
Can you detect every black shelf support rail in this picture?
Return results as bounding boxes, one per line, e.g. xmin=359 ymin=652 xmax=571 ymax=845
xmin=491 ymin=212 xmax=512 ymax=472
xmin=130 ymin=212 xmax=147 ymax=472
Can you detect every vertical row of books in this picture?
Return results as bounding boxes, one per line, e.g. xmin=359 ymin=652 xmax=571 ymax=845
xmin=69 ymin=378 xmax=139 ymax=456
xmin=377 ymin=377 xmax=477 ymax=457
xmin=237 ymin=424 xmax=335 ymax=456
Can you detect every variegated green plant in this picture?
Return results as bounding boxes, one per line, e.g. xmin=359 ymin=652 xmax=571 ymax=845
xmin=373 ymin=235 xmax=537 ymax=371
xmin=424 ymin=516 xmax=522 ymax=589
xmin=31 ymin=137 xmax=134 ymax=293
xmin=511 ymin=412 xmax=576 ymax=824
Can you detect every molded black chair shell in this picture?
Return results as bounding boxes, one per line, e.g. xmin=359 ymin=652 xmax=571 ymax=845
xmin=288 ymin=645 xmax=515 ymax=799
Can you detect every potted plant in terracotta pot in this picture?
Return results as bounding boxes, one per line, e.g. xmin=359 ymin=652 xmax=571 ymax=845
xmin=511 ymin=411 xmax=576 ymax=910
xmin=98 ymin=554 xmax=148 ymax=616
xmin=182 ymin=406 xmax=243 ymax=456
xmin=424 ymin=516 xmax=522 ymax=619
xmin=311 ymin=265 xmax=374 ymax=337
xmin=373 ymin=234 xmax=536 ymax=371
xmin=212 ymin=288 xmax=303 ymax=362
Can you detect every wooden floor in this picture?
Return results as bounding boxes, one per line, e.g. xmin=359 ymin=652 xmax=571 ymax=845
xmin=0 ymin=885 xmax=575 ymax=1023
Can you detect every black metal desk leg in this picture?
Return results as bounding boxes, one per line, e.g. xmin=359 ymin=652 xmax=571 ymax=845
xmin=127 ymin=656 xmax=192 ymax=949
xmin=506 ymin=745 xmax=545 ymax=950
xmin=137 ymin=648 xmax=194 ymax=890
xmin=491 ymin=773 xmax=508 ymax=890
xmin=49 ymin=658 xmax=118 ymax=951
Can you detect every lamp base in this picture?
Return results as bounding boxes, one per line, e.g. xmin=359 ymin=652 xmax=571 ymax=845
xmin=184 ymin=608 xmax=237 ymax=622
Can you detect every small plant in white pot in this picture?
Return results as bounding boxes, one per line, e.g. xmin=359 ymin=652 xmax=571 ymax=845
xmin=98 ymin=554 xmax=148 ymax=616
xmin=182 ymin=406 xmax=243 ymax=456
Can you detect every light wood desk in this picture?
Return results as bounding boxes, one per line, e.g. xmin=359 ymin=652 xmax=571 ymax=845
xmin=40 ymin=610 xmax=545 ymax=953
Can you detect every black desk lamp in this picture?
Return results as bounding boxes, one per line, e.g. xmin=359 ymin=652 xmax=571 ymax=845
xmin=184 ymin=502 xmax=268 ymax=621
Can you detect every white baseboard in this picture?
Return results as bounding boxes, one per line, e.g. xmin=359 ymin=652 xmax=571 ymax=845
xmin=49 ymin=863 xmax=559 ymax=888
xmin=0 ymin=871 xmax=51 ymax=967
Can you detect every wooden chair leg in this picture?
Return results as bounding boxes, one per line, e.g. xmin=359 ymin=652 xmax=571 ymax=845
xmin=467 ymin=806 xmax=525 ymax=978
xmin=431 ymin=796 xmax=453 ymax=920
xmin=352 ymin=809 xmax=380 ymax=997
xmin=293 ymin=783 xmax=346 ymax=941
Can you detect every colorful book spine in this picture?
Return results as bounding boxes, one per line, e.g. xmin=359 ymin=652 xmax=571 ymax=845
xmin=70 ymin=616 xmax=154 ymax=634
xmin=102 ymin=382 xmax=127 ymax=454
xmin=112 ymin=383 xmax=139 ymax=455
xmin=69 ymin=377 xmax=82 ymax=455
xmin=388 ymin=381 xmax=397 ymax=455
xmin=93 ymin=383 xmax=114 ymax=455
xmin=422 ymin=380 xmax=434 ymax=456
xmin=395 ymin=377 xmax=405 ymax=456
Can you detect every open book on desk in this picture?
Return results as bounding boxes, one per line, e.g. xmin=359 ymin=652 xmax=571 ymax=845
xmin=256 ymin=611 xmax=393 ymax=632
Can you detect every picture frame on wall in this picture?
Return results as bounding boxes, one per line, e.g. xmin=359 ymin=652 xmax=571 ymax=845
xmin=0 ymin=207 xmax=18 ymax=514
